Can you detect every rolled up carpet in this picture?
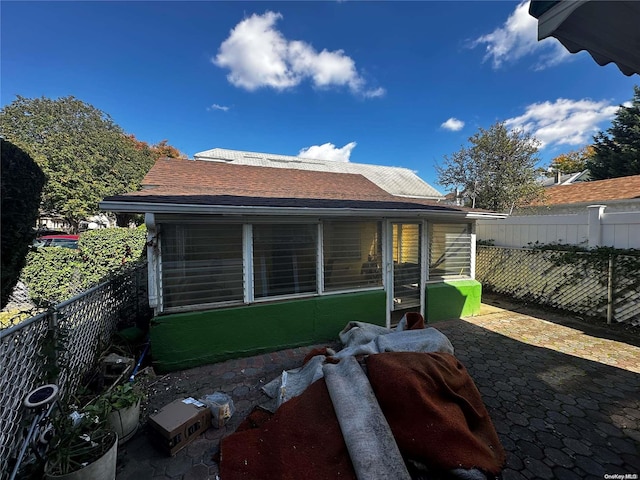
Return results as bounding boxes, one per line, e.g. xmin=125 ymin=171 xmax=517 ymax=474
xmin=323 ymin=356 xmax=411 ymax=480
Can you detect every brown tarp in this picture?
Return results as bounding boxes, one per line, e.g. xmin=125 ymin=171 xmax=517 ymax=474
xmin=220 ymin=379 xmax=356 ymax=480
xmin=367 ymin=352 xmax=506 ymax=475
xmin=220 ymin=352 xmax=505 ymax=479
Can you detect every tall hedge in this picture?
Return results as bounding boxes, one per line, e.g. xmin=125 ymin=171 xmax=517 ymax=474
xmin=79 ymin=227 xmax=147 ymax=286
xmin=21 ymin=227 xmax=147 ymax=306
xmin=1 ymin=139 xmax=46 ymax=309
xmin=21 ymin=248 xmax=84 ymax=305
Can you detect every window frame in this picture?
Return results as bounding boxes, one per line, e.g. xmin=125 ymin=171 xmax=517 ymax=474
xmin=155 ymin=217 xmax=389 ymax=313
xmin=158 ymin=222 xmax=245 ymax=312
xmin=251 ymin=222 xmax=319 ymax=301
xmin=322 ymin=219 xmax=383 ymax=293
xmin=427 ymin=222 xmax=473 ymax=281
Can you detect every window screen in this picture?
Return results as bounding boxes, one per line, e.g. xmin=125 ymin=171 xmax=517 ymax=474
xmin=324 ymin=221 xmax=382 ymax=291
xmin=161 ymin=224 xmax=243 ymax=308
xmin=429 ymin=223 xmax=472 ymax=279
xmin=253 ymin=224 xmax=317 ymax=298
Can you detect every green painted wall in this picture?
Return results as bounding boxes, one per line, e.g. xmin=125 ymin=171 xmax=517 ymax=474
xmin=425 ymin=279 xmax=482 ymax=323
xmin=150 ymin=291 xmax=386 ymax=372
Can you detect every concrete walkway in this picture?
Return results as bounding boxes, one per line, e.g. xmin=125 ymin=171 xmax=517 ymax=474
xmin=117 ymin=301 xmax=640 ymax=480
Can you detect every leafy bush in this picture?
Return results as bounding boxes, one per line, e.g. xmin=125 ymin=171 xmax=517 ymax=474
xmin=21 ymin=227 xmax=147 ymax=306
xmin=22 ymin=248 xmax=84 ymax=305
xmin=1 ymin=139 xmax=46 ymax=309
xmin=78 ymin=227 xmax=147 ymax=286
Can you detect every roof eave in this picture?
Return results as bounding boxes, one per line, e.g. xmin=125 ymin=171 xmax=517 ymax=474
xmin=99 ymin=200 xmax=507 ymax=220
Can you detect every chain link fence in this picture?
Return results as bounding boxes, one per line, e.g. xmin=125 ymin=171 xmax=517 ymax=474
xmin=476 ymin=246 xmax=640 ymax=326
xmin=0 ymin=263 xmax=149 ymax=479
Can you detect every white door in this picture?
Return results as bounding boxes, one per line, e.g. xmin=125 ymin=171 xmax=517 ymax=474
xmin=390 ymin=222 xmax=422 ymax=310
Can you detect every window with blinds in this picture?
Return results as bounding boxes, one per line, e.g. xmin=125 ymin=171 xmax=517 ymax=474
xmin=324 ymin=221 xmax=382 ymax=291
xmin=428 ymin=223 xmax=472 ymax=279
xmin=253 ymin=224 xmax=318 ymax=298
xmin=161 ymin=224 xmax=244 ymax=309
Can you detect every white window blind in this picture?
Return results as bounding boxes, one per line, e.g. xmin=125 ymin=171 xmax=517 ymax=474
xmin=161 ymin=224 xmax=243 ymax=308
xmin=324 ymin=221 xmax=382 ymax=291
xmin=429 ymin=223 xmax=472 ymax=279
xmin=253 ymin=224 xmax=317 ymax=298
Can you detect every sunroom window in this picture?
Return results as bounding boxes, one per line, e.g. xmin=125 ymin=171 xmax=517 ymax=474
xmin=161 ymin=224 xmax=243 ymax=308
xmin=324 ymin=221 xmax=382 ymax=291
xmin=253 ymin=224 xmax=317 ymax=298
xmin=428 ymin=223 xmax=472 ymax=279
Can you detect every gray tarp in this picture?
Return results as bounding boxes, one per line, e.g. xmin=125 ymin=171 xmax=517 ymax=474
xmin=262 ymin=319 xmax=454 ymax=409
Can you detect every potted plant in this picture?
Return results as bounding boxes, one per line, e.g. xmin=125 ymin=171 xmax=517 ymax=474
xmin=99 ymin=382 xmax=145 ymax=445
xmin=44 ymin=406 xmax=117 ymax=480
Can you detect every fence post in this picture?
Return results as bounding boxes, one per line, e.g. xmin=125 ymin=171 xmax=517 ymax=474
xmin=47 ymin=308 xmax=60 ymax=383
xmin=587 ymin=205 xmax=606 ymax=248
xmin=606 ymin=254 xmax=615 ymax=324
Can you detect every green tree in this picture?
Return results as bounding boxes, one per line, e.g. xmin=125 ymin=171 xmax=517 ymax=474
xmin=1 ymin=139 xmax=46 ymax=309
xmin=587 ymin=85 xmax=640 ymax=180
xmin=0 ymin=96 xmax=156 ymax=231
xmin=547 ymin=145 xmax=594 ymax=175
xmin=437 ymin=122 xmax=544 ymax=212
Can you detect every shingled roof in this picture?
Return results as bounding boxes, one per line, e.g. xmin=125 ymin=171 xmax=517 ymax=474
xmin=101 ymin=157 xmax=504 ymax=219
xmin=539 ymin=175 xmax=640 ymax=206
xmin=139 ymin=158 xmax=398 ymax=202
xmin=194 ymin=148 xmax=443 ymax=200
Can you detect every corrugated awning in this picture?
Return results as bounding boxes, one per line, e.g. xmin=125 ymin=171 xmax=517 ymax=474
xmin=529 ymin=0 xmax=640 ymax=76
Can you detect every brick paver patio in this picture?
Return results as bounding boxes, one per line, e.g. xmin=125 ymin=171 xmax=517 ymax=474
xmin=117 ymin=299 xmax=640 ymax=480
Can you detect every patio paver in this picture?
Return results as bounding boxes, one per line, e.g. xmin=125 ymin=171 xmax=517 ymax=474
xmin=116 ymin=301 xmax=640 ymax=479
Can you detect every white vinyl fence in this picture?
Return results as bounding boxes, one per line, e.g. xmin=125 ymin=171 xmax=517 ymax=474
xmin=477 ymin=206 xmax=640 ymax=249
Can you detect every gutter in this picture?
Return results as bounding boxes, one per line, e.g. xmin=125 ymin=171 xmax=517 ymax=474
xmin=99 ymin=200 xmax=508 ymax=221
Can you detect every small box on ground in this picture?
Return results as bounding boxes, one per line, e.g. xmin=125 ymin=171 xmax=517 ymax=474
xmin=148 ymin=398 xmax=212 ymax=456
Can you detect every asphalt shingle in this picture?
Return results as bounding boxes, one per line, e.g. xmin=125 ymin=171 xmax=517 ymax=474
xmin=539 ymin=174 xmax=640 ymax=206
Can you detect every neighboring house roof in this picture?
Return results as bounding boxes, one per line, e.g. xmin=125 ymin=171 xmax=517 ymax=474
xmin=534 ymin=175 xmax=640 ymax=206
xmin=194 ymin=148 xmax=444 ymax=200
xmin=101 ymin=157 xmax=503 ymax=219
xmin=540 ymin=170 xmax=590 ymax=188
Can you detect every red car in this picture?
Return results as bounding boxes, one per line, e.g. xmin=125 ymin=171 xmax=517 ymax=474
xmin=33 ymin=234 xmax=79 ymax=249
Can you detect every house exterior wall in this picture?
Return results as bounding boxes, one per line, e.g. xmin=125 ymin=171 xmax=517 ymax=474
xmin=426 ymin=280 xmax=482 ymax=322
xmin=150 ymin=290 xmax=386 ymax=372
xmin=147 ymin=214 xmax=480 ymax=371
xmin=150 ymin=279 xmax=481 ymax=372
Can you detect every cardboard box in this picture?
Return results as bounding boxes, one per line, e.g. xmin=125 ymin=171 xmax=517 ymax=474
xmin=148 ymin=398 xmax=211 ymax=456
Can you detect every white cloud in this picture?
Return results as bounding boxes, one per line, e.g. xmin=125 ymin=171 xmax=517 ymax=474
xmin=298 ymin=142 xmax=357 ymax=162
xmin=472 ymin=0 xmax=570 ymax=70
xmin=441 ymin=117 xmax=465 ymax=131
xmin=207 ymin=103 xmax=230 ymax=112
xmin=505 ymin=98 xmax=619 ymax=148
xmin=214 ymin=11 xmax=384 ymax=98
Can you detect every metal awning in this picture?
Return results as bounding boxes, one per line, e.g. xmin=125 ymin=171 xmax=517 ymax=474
xmin=529 ymin=0 xmax=640 ymax=76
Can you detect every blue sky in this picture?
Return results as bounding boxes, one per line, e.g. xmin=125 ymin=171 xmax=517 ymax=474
xmin=2 ymin=1 xmax=637 ymax=191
